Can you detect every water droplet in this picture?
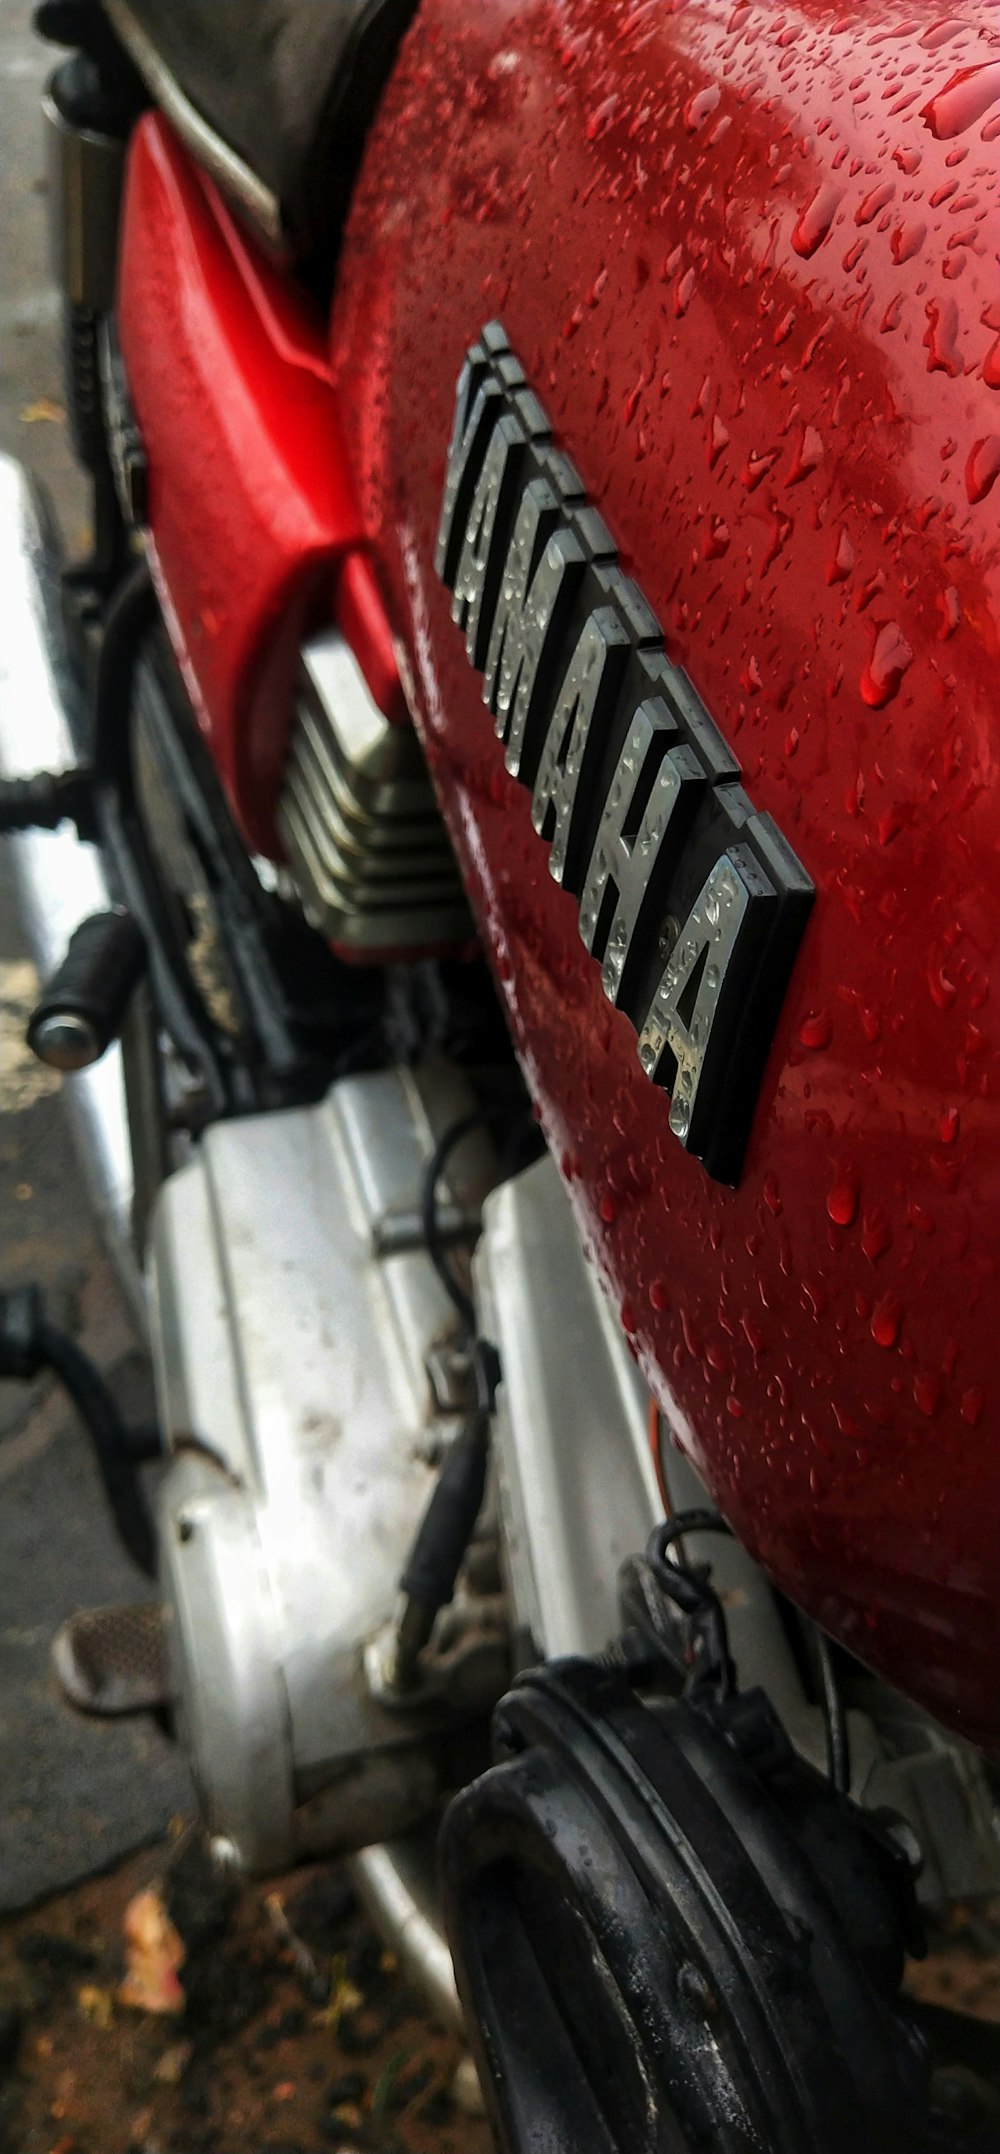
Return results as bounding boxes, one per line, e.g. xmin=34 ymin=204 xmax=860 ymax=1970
xmin=785 ymin=423 xmax=824 ymax=486
xmin=871 ymin=1294 xmax=902 ymax=1348
xmin=913 ymin=1371 xmax=942 ymax=1416
xmin=825 ymin=528 xmax=855 ymax=585
xmin=763 ymin=1172 xmax=782 ymax=1215
xmin=683 ymin=84 xmax=721 ymax=133
xmin=621 ymin=1299 xmax=638 ymax=1335
xmin=586 ymin=92 xmax=619 ymax=143
xmin=649 ymin=1278 xmax=669 ymax=1312
xmin=920 ymin=60 xmax=1000 ymax=141
xmin=860 ymin=620 xmax=914 ymax=709
xmin=792 ymin=183 xmax=843 ymax=259
xmin=856 ymin=180 xmax=895 ymax=226
xmin=799 ymin=1009 xmax=832 ymax=1049
xmin=708 ymin=414 xmax=730 ymax=469
xmin=827 ymin=1168 xmax=859 ymax=1227
xmin=890 ymin=219 xmax=926 ymax=264
xmin=964 ymin=434 xmax=1000 ymax=503
xmin=961 ymin=1385 xmax=984 ymax=1426
xmin=599 ymin=1191 xmax=617 ymax=1224
xmin=924 ymin=295 xmax=963 ymax=376
xmin=939 ymin=1104 xmax=960 ymax=1144
xmin=861 ymin=1211 xmax=892 ymax=1262
xmin=741 ymin=447 xmax=780 ymax=492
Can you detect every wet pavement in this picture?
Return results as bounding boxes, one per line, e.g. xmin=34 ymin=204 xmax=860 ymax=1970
xmin=0 ymin=0 xmax=191 ymax=1913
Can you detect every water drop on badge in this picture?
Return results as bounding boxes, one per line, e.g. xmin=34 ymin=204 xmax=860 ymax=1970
xmin=861 ymin=620 xmax=913 ymax=708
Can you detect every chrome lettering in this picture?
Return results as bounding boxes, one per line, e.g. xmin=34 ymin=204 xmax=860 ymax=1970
xmin=579 ymin=706 xmax=706 ymax=1021
xmin=637 ymin=852 xmax=761 ymax=1148
xmin=483 ymin=478 xmax=585 ymax=783
xmin=531 ymin=608 xmax=629 ymax=888
xmin=451 ymin=412 xmax=527 ymax=670
xmin=435 ymin=356 xmax=504 ymax=587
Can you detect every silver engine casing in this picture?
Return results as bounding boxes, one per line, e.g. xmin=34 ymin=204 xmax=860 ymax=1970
xmin=147 ymin=1062 xmax=497 ymax=1873
xmin=148 ymin=1061 xmax=1000 ymax=1928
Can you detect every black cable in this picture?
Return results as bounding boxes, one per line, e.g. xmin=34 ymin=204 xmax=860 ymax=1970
xmin=814 ymin=1627 xmax=851 ymax=1796
xmin=91 ymin=560 xmax=236 ymax=1114
xmin=0 ymin=1287 xmax=157 ymax=1576
xmin=420 ymin=1108 xmax=506 ymax=1335
xmin=644 ymin=1512 xmax=737 ymax=1701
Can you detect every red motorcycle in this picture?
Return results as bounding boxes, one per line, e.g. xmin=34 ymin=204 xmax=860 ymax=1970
xmin=1 ymin=1 xmax=998 ymax=2146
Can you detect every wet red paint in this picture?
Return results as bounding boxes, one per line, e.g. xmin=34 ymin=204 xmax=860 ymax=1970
xmin=325 ymin=0 xmax=1000 ymax=1744
xmin=117 ymin=116 xmax=366 ymax=852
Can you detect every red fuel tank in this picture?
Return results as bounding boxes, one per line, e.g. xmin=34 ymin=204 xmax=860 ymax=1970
xmin=329 ymin=0 xmax=1000 ymax=1747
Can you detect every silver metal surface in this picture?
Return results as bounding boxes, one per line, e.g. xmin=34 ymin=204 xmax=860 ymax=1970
xmin=351 ymin=1837 xmax=461 ymax=2028
xmin=0 ymin=453 xmax=137 ymax=1310
xmin=101 ymin=0 xmax=285 ymax=250
xmin=42 ymin=86 xmax=124 ymax=313
xmin=278 ymin=631 xmax=470 ymax=953
xmin=148 ymin=1062 xmax=498 ymax=1872
xmin=30 ymin=1009 xmax=102 ymax=1071
xmin=476 ymin=1154 xmax=809 ymax=1710
xmin=477 ymin=1158 xmax=662 ymax=1659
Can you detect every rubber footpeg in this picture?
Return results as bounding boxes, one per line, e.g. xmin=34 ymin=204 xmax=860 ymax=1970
xmin=28 ymin=907 xmax=145 ymax=1069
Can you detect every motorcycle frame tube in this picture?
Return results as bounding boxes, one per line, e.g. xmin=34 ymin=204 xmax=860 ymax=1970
xmin=326 ymin=0 xmax=1000 ymax=1747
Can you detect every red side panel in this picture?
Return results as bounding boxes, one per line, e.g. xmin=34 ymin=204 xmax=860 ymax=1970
xmin=330 ymin=0 xmax=1000 ymax=1742
xmin=117 ymin=114 xmax=366 ymax=853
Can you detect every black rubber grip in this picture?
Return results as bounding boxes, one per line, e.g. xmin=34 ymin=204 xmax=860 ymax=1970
xmin=28 ymin=908 xmax=146 ymax=1061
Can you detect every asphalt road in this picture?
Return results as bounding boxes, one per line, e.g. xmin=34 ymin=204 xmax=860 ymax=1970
xmin=0 ymin=0 xmax=191 ymax=1913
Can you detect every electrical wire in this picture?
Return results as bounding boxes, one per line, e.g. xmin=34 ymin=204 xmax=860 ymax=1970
xmin=420 ymin=1105 xmax=533 ymax=1335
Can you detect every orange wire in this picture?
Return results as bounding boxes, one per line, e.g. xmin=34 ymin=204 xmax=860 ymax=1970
xmin=648 ymin=1396 xmax=672 ymax=1516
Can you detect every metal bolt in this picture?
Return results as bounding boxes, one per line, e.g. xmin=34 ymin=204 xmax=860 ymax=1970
xmin=177 ymin=1514 xmax=196 ymax=1544
xmin=676 ymin=1961 xmax=718 ymax=2018
xmin=30 ymin=1009 xmax=102 ymax=1070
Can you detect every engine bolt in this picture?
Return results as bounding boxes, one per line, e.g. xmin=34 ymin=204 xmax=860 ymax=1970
xmin=676 ymin=1961 xmax=718 ymax=2018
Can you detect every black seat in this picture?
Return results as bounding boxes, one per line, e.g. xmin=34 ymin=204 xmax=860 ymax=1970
xmin=102 ymin=0 xmax=417 ymax=255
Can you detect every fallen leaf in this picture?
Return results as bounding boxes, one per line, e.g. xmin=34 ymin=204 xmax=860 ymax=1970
xmin=118 ymin=1888 xmax=185 ymax=2016
xmin=153 ymin=2039 xmax=192 ymax=2085
xmin=77 ymin=1984 xmax=114 ymax=2029
xmin=20 ymin=398 xmax=65 ymax=424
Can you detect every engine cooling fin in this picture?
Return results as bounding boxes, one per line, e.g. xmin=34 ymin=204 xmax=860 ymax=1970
xmin=439 ymin=1655 xmax=932 ymax=2154
xmin=278 ymin=629 xmax=471 ymax=956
